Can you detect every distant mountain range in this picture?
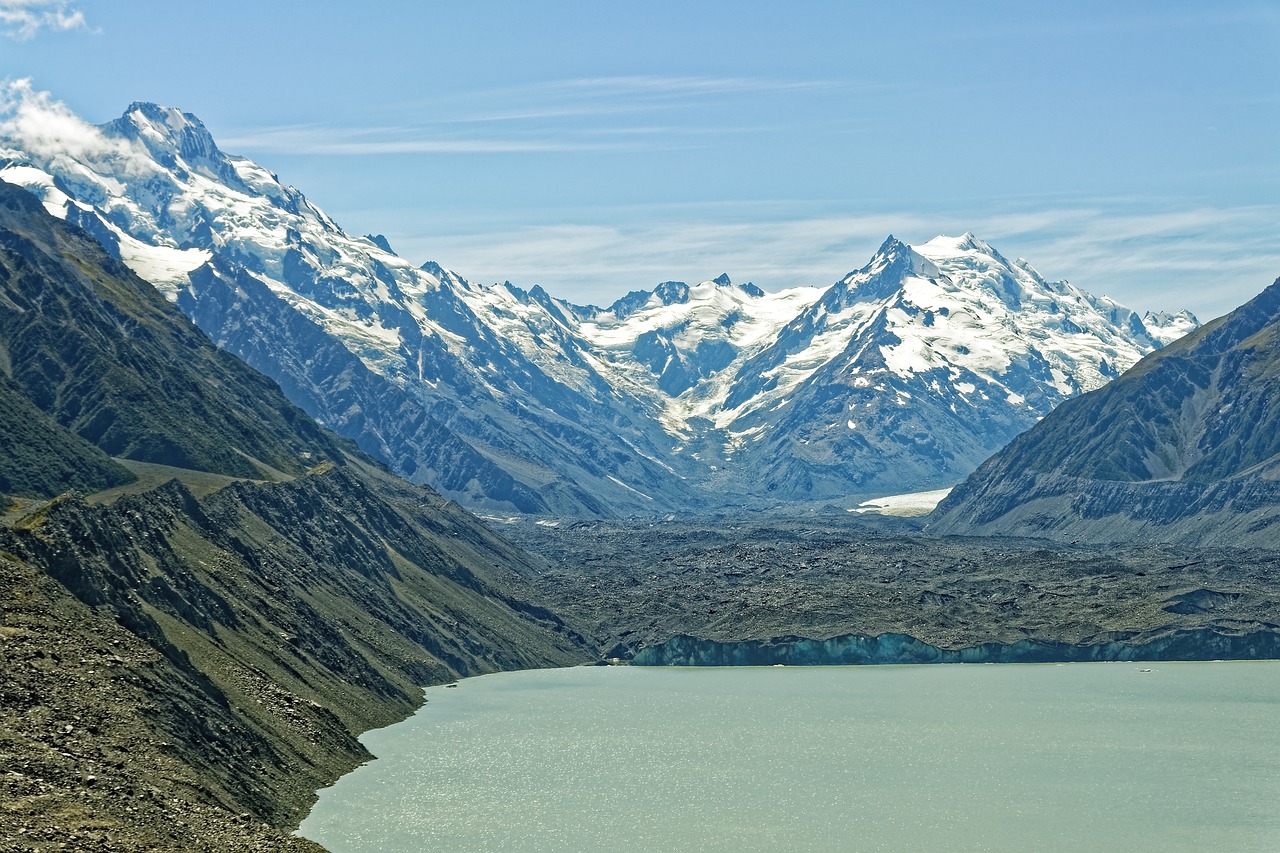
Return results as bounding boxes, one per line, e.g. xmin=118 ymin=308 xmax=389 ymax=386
xmin=0 ymin=100 xmax=1198 ymax=516
xmin=930 ymin=275 xmax=1280 ymax=548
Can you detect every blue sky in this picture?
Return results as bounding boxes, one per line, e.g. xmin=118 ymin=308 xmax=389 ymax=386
xmin=1 ymin=1 xmax=1277 ymax=319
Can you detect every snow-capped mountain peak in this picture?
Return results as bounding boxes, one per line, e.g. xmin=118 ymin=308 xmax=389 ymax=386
xmin=1142 ymin=309 xmax=1201 ymax=345
xmin=833 ymin=235 xmax=941 ymax=306
xmin=108 ymin=101 xmax=225 ymax=169
xmin=0 ymin=90 xmax=1200 ymax=513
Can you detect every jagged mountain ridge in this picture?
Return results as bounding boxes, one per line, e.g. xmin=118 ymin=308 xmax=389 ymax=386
xmin=929 ymin=276 xmax=1280 ymax=547
xmin=0 ymin=97 xmax=1196 ymax=514
xmin=703 ymin=234 xmax=1192 ymax=496
xmin=487 ymin=232 xmax=1197 ymax=498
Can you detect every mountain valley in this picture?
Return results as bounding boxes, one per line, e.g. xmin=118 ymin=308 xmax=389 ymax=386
xmin=3 ymin=94 xmax=1280 ymax=853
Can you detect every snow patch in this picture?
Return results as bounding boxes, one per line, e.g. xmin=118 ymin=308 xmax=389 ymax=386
xmin=607 ymin=475 xmax=653 ymax=501
xmin=853 ymin=487 xmax=954 ymax=517
xmin=0 ymin=164 xmax=74 ymax=218
xmin=117 ymin=234 xmax=212 ymax=287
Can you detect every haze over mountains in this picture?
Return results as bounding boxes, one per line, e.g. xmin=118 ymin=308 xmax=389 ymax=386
xmin=0 ymin=100 xmax=1198 ymax=516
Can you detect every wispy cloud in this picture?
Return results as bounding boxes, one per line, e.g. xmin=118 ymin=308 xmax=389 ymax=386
xmin=219 ymin=123 xmax=653 ymax=155
xmin=393 ymin=212 xmax=944 ymax=304
xmin=530 ymin=75 xmax=833 ymax=98
xmin=224 ymin=74 xmax=828 ymax=155
xmin=444 ymin=74 xmax=848 ymax=128
xmin=222 ymin=116 xmax=773 ymax=155
xmin=984 ymin=206 xmax=1280 ymax=319
xmin=0 ymin=0 xmax=88 ymax=40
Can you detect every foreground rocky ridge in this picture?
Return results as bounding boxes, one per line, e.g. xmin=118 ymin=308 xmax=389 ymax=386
xmin=0 ymin=178 xmax=589 ymax=849
xmin=0 ymin=463 xmax=587 ymax=849
xmin=0 ymin=463 xmax=589 ymax=851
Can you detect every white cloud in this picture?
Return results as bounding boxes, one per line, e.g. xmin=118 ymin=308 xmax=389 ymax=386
xmin=0 ymin=0 xmax=88 ymax=40
xmin=0 ymin=80 xmax=157 ymax=178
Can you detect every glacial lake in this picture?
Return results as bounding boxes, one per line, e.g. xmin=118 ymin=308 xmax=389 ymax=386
xmin=299 ymin=662 xmax=1280 ymax=851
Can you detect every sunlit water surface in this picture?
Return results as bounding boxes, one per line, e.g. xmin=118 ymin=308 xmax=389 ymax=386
xmin=299 ymin=662 xmax=1280 ymax=851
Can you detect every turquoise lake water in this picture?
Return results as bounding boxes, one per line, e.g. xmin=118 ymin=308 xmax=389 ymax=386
xmin=298 ymin=662 xmax=1280 ymax=851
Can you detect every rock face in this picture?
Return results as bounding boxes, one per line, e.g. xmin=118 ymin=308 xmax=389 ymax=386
xmin=0 ymin=96 xmax=1196 ymax=515
xmin=929 ymin=277 xmax=1280 ymax=547
xmin=0 ymin=179 xmax=588 ymax=847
